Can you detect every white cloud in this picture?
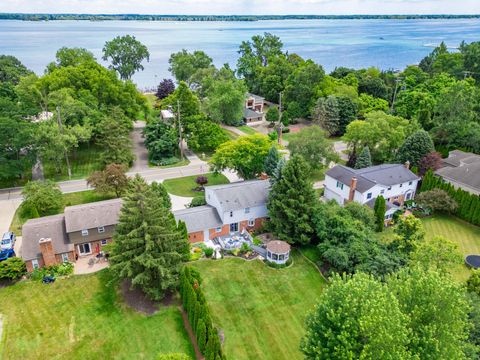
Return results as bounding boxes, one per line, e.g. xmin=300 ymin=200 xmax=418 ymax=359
xmin=1 ymin=0 xmax=480 ymax=15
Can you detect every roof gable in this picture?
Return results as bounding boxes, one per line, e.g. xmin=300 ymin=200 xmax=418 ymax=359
xmin=64 ymin=198 xmax=123 ymax=233
xmin=208 ymin=180 xmax=270 ymax=213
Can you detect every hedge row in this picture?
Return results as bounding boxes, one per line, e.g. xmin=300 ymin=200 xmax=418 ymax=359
xmin=179 ymin=267 xmax=225 ymax=360
xmin=420 ymin=170 xmax=480 ymax=226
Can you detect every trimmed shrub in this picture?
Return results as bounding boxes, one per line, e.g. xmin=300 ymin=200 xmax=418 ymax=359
xmin=0 ymin=257 xmax=26 ymax=280
xmin=204 ymin=247 xmax=214 ymax=258
xmin=30 ymin=262 xmax=74 ymax=281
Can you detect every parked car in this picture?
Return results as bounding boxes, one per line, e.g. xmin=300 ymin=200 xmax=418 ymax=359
xmin=1 ymin=231 xmax=16 ymax=251
xmin=0 ymin=248 xmax=15 ymax=262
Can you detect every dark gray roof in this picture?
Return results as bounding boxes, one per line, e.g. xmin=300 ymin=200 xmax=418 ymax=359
xmin=173 ymin=205 xmax=222 ymax=233
xmin=442 ymin=150 xmax=480 ymax=167
xmin=243 ymin=108 xmax=263 ymax=119
xmin=209 ymin=180 xmax=270 ymax=212
xmin=326 ymin=164 xmax=419 ymax=193
xmin=365 ymin=198 xmax=398 ymax=211
xmin=64 ymin=198 xmax=123 ymax=233
xmin=436 ymin=163 xmax=480 ymax=191
xmin=22 ymin=214 xmax=73 ymax=260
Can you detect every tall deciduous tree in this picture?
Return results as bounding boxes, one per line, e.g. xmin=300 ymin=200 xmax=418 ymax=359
xmin=354 ymin=146 xmax=372 ymax=169
xmin=392 ymin=214 xmax=425 ymax=255
xmin=287 ymin=126 xmax=338 ymax=170
xmin=168 ymin=50 xmax=213 ymax=84
xmin=203 ymin=78 xmax=246 ymax=125
xmin=268 ymin=155 xmax=316 ymax=245
xmin=110 ymin=175 xmax=189 ymax=300
xmin=156 ymin=79 xmax=175 ymax=100
xmin=301 ymin=273 xmax=410 ymax=359
xmin=373 ymin=195 xmax=386 ymax=232
xmin=418 ymin=151 xmax=443 ymax=176
xmin=396 ymin=130 xmax=435 ymax=167
xmin=102 ymin=35 xmax=150 ymax=80
xmin=87 ymin=163 xmax=129 ymax=197
xmin=410 ymin=236 xmax=462 ymax=272
xmin=209 ymin=134 xmax=272 ymax=179
xmin=162 ymin=81 xmax=200 ymax=118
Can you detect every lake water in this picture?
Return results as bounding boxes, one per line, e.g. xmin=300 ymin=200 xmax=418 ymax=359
xmin=0 ymin=19 xmax=479 ymax=89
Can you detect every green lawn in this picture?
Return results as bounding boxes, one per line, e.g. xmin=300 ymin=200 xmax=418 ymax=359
xmin=422 ymin=215 xmax=480 ymax=281
xmin=238 ymin=125 xmax=257 ymax=135
xmin=10 ymin=190 xmax=115 ymax=236
xmin=191 ymin=252 xmax=326 ymax=360
xmin=43 ymin=144 xmax=104 ymax=182
xmin=0 ymin=270 xmax=195 ymax=360
xmin=224 ymin=129 xmax=239 ymax=140
xmin=163 ymin=173 xmax=230 ymax=197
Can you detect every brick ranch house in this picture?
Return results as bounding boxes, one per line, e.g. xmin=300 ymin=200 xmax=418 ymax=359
xmin=21 ymin=181 xmax=270 ymax=271
xmin=324 ymin=163 xmax=419 ymax=223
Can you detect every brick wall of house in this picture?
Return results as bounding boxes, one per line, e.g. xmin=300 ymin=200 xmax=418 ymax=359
xmin=209 ymin=224 xmax=230 ymax=240
xmin=54 ymin=251 xmax=76 ymax=264
xmin=25 ymin=258 xmax=45 ymax=272
xmin=74 ymin=238 xmax=112 ymax=257
xmin=188 ymin=231 xmax=204 ymax=243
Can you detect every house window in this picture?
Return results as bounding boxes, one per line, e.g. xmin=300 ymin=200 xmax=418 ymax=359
xmin=101 ymin=239 xmax=108 ymax=246
xmin=367 ymin=193 xmax=372 ymax=199
xmin=380 ymin=189 xmax=385 ymax=194
xmin=215 ymin=227 xmax=222 ymax=233
xmin=409 ymin=181 xmax=413 ymax=185
xmin=388 ymin=186 xmax=392 ymax=191
xmin=98 ymin=226 xmax=105 ymax=233
xmin=32 ymin=259 xmax=39 ymax=270
xmin=61 ymin=253 xmax=69 ymax=263
xmin=81 ymin=229 xmax=89 ymax=236
xmin=336 ymin=181 xmax=344 ymax=190
xmin=248 ymin=219 xmax=255 ymax=227
xmin=245 ymin=207 xmax=250 ymax=214
xmin=399 ymin=183 xmax=403 ymax=188
xmin=230 ymin=211 xmax=233 ymax=217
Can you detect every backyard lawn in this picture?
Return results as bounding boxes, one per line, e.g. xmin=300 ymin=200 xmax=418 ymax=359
xmin=0 ymin=270 xmax=195 ymax=360
xmin=163 ymin=173 xmax=229 ymax=198
xmin=238 ymin=125 xmax=257 ymax=135
xmin=10 ymin=190 xmax=115 ymax=236
xmin=422 ymin=215 xmax=480 ymax=281
xmin=191 ymin=252 xmax=326 ymax=360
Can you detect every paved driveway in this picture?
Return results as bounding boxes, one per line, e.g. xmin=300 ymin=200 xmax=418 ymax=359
xmin=0 ymin=198 xmax=21 ymax=237
xmin=130 ymin=121 xmax=150 ymax=172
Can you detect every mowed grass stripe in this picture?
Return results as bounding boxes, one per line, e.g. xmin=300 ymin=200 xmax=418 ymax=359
xmin=192 ymin=252 xmax=325 ymax=360
xmin=422 ymin=215 xmax=480 ymax=282
xmin=0 ymin=271 xmax=195 ymax=360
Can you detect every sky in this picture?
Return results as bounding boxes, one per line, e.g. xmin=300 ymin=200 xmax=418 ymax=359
xmin=1 ymin=0 xmax=480 ymax=15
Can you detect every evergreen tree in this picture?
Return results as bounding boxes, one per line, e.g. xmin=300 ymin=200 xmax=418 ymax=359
xmin=396 ymin=130 xmax=435 ymax=167
xmin=109 ymin=175 xmax=190 ymax=300
xmin=264 ymin=145 xmax=280 ymax=177
xmin=373 ymin=195 xmax=386 ymax=232
xmin=313 ymin=95 xmax=340 ymax=136
xmin=196 ymin=318 xmax=207 ymax=353
xmin=354 ymin=146 xmax=372 ymax=169
xmin=267 ymin=155 xmax=317 ymax=245
xmin=150 ymin=181 xmax=172 ymax=209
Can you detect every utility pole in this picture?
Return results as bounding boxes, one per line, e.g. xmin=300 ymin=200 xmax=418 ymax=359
xmin=277 ymin=92 xmax=284 ymax=145
xmin=177 ymin=99 xmax=184 ymax=161
xmin=56 ymin=106 xmax=72 ymax=179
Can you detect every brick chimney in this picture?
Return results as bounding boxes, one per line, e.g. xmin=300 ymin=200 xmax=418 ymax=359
xmin=404 ymin=160 xmax=410 ymax=170
xmin=39 ymin=238 xmax=56 ymax=267
xmin=348 ymin=177 xmax=357 ymax=202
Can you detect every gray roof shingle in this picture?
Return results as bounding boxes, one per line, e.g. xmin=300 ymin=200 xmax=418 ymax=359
xmin=326 ymin=164 xmax=419 ymax=193
xmin=436 ymin=163 xmax=480 ymax=191
xmin=243 ymin=108 xmax=263 ymax=119
xmin=209 ymin=180 xmax=270 ymax=212
xmin=22 ymin=214 xmax=73 ymax=260
xmin=173 ymin=205 xmax=222 ymax=233
xmin=64 ymin=198 xmax=123 ymax=233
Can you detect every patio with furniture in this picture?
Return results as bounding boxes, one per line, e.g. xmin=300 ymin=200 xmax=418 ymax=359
xmin=74 ymin=251 xmax=109 ymax=275
xmin=214 ymin=230 xmax=253 ymax=250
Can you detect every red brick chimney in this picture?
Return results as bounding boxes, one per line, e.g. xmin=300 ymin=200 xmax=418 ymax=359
xmin=39 ymin=238 xmax=56 ymax=267
xmin=404 ymin=160 xmax=410 ymax=170
xmin=348 ymin=177 xmax=357 ymax=202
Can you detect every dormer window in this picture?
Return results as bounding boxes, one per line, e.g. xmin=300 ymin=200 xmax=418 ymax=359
xmin=230 ymin=211 xmax=233 ymax=217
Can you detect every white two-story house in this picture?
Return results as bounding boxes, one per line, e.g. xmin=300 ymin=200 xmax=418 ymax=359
xmin=174 ymin=180 xmax=270 ymax=243
xmin=324 ymin=163 xmax=419 ymax=222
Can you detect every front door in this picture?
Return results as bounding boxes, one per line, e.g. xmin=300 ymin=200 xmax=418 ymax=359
xmin=229 ymin=223 xmax=238 ymax=232
xmin=78 ymin=243 xmax=91 ymax=256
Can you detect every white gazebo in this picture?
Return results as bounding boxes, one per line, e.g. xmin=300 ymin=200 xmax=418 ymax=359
xmin=266 ymin=240 xmax=291 ymax=265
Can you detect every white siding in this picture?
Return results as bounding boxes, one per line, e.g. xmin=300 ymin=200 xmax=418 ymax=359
xmin=222 ymin=205 xmax=267 ymax=225
xmin=324 ymin=175 xmax=351 ymax=203
xmin=205 ymin=187 xmax=223 ymax=222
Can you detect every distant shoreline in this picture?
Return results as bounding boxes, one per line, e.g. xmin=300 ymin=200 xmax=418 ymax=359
xmin=1 ymin=14 xmax=480 ymax=22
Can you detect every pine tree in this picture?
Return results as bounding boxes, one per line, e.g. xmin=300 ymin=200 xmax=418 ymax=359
xmin=109 ymin=175 xmax=190 ymax=301
xmin=196 ymin=318 xmax=207 ymax=353
xmin=373 ymin=195 xmax=386 ymax=232
xmin=150 ymin=181 xmax=172 ymax=209
xmin=354 ymin=146 xmax=372 ymax=169
xmin=270 ymin=157 xmax=286 ymax=185
xmin=264 ymin=145 xmax=280 ymax=177
xmin=267 ymin=155 xmax=317 ymax=245
xmin=178 ymin=220 xmax=188 ymax=242
xmin=313 ymin=95 xmax=340 ymax=136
